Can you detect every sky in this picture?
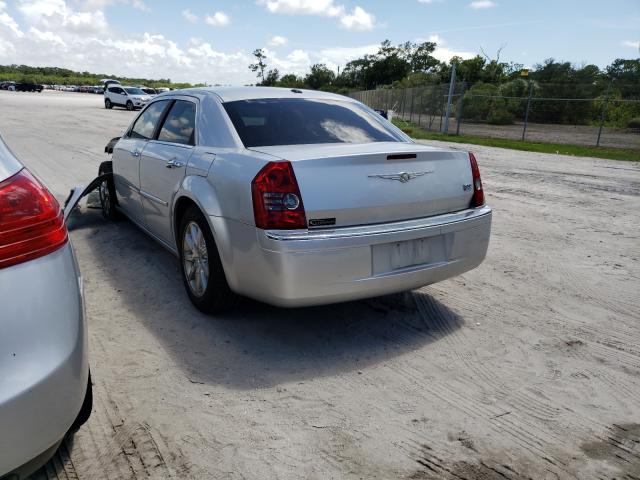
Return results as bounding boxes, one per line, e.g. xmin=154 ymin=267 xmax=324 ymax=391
xmin=0 ymin=0 xmax=638 ymax=85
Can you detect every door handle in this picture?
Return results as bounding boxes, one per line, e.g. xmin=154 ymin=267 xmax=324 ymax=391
xmin=131 ymin=149 xmax=141 ymax=157
xmin=166 ymin=159 xmax=185 ymax=169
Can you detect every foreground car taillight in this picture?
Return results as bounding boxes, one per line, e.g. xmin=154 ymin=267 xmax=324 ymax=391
xmin=251 ymin=161 xmax=307 ymax=229
xmin=468 ymin=152 xmax=484 ymax=207
xmin=0 ymin=168 xmax=68 ymax=269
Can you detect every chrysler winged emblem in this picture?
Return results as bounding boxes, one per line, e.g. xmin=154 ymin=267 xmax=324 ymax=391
xmin=368 ymin=171 xmax=433 ymax=183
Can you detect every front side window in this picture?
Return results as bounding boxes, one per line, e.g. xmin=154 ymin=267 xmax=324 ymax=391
xmin=157 ymin=100 xmax=196 ymax=145
xmin=223 ymin=98 xmax=404 ymax=148
xmin=130 ymin=100 xmax=170 ymax=140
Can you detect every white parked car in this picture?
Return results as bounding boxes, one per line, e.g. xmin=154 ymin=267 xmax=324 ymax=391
xmin=94 ymin=87 xmax=491 ymax=312
xmin=0 ymin=136 xmax=92 ymax=478
xmin=104 ymin=86 xmax=151 ymax=111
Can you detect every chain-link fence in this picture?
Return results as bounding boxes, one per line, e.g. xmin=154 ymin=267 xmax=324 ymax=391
xmin=350 ymin=83 xmax=640 ymax=149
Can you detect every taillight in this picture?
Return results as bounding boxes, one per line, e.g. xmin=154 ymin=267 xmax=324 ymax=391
xmin=0 ymin=168 xmax=68 ymax=269
xmin=251 ymin=161 xmax=307 ymax=229
xmin=468 ymin=152 xmax=484 ymax=207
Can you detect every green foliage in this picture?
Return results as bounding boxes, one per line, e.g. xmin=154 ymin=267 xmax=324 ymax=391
xmin=261 ymin=69 xmax=279 ymax=86
xmin=278 ymin=74 xmax=305 ymax=88
xmin=461 ymin=82 xmax=501 ymax=121
xmin=627 ymin=117 xmax=640 ymax=129
xmin=249 ymin=49 xmax=267 ymax=81
xmin=304 ymin=64 xmax=335 ymax=90
xmin=487 ymin=109 xmax=514 ymax=125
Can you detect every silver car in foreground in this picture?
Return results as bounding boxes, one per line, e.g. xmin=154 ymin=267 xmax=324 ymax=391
xmin=97 ymin=87 xmax=491 ymax=312
xmin=0 ymin=138 xmax=91 ymax=478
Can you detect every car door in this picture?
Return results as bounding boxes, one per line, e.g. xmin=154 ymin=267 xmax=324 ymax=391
xmin=109 ymin=86 xmax=123 ymax=105
xmin=112 ymin=99 xmax=172 ymax=225
xmin=139 ymin=98 xmax=197 ymax=247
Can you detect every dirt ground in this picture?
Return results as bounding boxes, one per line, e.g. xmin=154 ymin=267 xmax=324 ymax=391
xmin=396 ymin=113 xmax=640 ymax=150
xmin=1 ymin=90 xmax=639 ymax=480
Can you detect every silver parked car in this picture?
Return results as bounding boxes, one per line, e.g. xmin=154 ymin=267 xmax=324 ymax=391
xmin=96 ymin=87 xmax=491 ymax=312
xmin=0 ymin=137 xmax=92 ymax=478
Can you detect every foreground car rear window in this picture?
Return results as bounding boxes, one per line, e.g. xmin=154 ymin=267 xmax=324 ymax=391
xmin=223 ymin=98 xmax=404 ymax=147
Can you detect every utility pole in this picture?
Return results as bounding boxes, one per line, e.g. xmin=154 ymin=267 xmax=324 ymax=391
xmin=521 ymin=81 xmax=534 ymax=141
xmin=442 ymin=63 xmax=456 ymax=134
xmin=596 ymin=79 xmax=613 ymax=147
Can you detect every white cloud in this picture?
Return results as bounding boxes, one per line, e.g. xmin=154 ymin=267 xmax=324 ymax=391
xmin=204 ymin=11 xmax=230 ymax=27
xmin=621 ymin=40 xmax=639 ymax=49
xmin=0 ymin=1 xmax=24 ymax=37
xmin=259 ymin=0 xmax=344 ymax=17
xmin=182 ymin=8 xmax=198 ymax=23
xmin=28 ymin=25 xmax=64 ymax=45
xmin=268 ymin=35 xmax=287 ymax=47
xmin=258 ymin=0 xmax=376 ymax=31
xmin=0 ymin=0 xmax=462 ymax=86
xmin=131 ymin=0 xmax=149 ymax=12
xmin=469 ymin=1 xmax=496 ymax=9
xmin=339 ymin=6 xmax=374 ymax=31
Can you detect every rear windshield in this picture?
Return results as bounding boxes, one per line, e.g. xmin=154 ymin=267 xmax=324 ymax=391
xmin=223 ymin=98 xmax=404 ymax=147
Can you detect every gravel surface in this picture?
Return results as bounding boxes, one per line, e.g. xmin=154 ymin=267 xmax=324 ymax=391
xmin=1 ymin=90 xmax=639 ymax=480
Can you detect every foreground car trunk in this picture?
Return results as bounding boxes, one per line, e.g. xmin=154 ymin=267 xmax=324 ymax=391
xmin=250 ymin=142 xmax=474 ymax=228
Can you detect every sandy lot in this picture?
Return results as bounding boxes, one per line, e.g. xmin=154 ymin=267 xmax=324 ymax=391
xmin=1 ymin=90 xmax=639 ymax=480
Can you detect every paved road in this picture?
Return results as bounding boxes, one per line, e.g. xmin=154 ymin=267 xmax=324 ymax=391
xmin=1 ymin=90 xmax=639 ymax=479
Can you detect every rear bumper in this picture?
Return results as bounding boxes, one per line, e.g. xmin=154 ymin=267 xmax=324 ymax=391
xmin=219 ymin=206 xmax=492 ymax=307
xmin=0 ymin=244 xmax=88 ymax=477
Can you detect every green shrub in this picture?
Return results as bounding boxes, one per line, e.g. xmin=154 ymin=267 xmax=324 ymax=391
xmin=487 ymin=109 xmax=514 ymax=125
xmin=626 ymin=117 xmax=640 ymax=130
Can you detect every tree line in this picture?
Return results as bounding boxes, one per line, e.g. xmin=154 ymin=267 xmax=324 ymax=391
xmin=248 ymin=40 xmax=640 ymax=128
xmin=0 ymin=64 xmax=198 ymax=89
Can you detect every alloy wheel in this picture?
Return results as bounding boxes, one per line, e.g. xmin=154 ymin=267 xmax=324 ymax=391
xmin=182 ymin=221 xmax=209 ymax=297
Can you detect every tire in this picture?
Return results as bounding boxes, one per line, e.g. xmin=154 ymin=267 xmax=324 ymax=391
xmin=126 ymin=100 xmax=134 ymax=111
xmin=105 ymin=98 xmax=112 ymax=109
xmin=68 ymin=372 xmax=92 ymax=434
xmin=179 ymin=206 xmax=236 ymax=313
xmin=98 ymin=161 xmax=120 ymax=220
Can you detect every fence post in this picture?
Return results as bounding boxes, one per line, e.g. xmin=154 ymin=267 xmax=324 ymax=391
xmin=455 ymin=82 xmax=466 ymax=136
xmin=417 ymin=88 xmax=423 ymax=127
xmin=409 ymin=88 xmax=415 ymax=123
xmin=596 ymin=81 xmax=612 ymax=147
xmin=442 ymin=63 xmax=457 ymax=134
xmin=521 ymin=81 xmax=534 ymax=141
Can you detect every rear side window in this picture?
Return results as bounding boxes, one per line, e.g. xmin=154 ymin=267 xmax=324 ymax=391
xmin=157 ymin=100 xmax=196 ymax=145
xmin=223 ymin=98 xmax=404 ymax=147
xmin=130 ymin=100 xmax=170 ymax=140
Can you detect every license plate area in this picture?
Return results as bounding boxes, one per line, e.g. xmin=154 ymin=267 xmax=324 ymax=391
xmin=372 ymin=235 xmax=447 ymax=275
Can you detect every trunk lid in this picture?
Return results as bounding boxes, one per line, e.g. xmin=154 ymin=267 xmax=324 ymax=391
xmin=250 ymin=142 xmax=473 ymax=228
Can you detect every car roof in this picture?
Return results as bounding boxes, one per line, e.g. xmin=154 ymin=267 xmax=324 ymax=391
xmin=157 ymin=86 xmax=357 ymax=104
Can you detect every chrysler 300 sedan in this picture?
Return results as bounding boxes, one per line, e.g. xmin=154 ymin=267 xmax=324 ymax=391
xmin=97 ymin=87 xmax=491 ymax=312
xmin=0 ymin=136 xmax=92 ymax=478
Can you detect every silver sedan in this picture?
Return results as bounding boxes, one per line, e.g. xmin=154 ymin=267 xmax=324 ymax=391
xmin=96 ymin=87 xmax=492 ymax=312
xmin=0 ymin=137 xmax=92 ymax=478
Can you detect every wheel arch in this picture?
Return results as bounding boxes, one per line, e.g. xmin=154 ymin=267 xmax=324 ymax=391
xmin=172 ymin=176 xmax=237 ymax=289
xmin=172 ymin=175 xmax=224 ymax=250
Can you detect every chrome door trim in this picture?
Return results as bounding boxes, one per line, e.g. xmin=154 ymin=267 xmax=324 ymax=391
xmin=140 ymin=189 xmax=169 ymax=207
xmin=165 ymin=159 xmax=185 ymax=169
xmin=125 ymin=181 xmax=140 ymax=194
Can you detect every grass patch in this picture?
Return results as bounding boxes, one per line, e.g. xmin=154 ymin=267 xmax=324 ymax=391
xmin=392 ymin=119 xmax=640 ymax=162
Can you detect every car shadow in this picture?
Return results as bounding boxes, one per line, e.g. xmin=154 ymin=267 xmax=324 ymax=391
xmin=69 ymin=207 xmax=465 ymax=390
